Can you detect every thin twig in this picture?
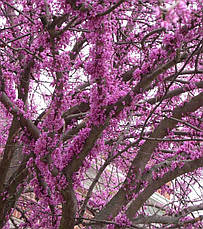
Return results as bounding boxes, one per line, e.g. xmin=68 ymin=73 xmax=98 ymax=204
xmin=2 ymin=1 xmax=35 ymax=24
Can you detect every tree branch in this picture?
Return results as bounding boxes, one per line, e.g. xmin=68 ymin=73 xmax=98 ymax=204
xmin=92 ymin=92 xmax=203 ymax=226
xmin=126 ymin=157 xmax=203 ymax=219
xmin=0 ymin=92 xmax=40 ymax=139
xmin=97 ymin=0 xmax=126 ymax=17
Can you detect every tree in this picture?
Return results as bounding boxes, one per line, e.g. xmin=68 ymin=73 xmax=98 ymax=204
xmin=0 ymin=0 xmax=202 ymax=228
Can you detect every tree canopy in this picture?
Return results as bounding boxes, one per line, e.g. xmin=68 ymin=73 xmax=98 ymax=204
xmin=0 ymin=0 xmax=202 ymax=228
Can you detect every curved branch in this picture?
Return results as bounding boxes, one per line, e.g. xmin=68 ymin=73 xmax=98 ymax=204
xmin=92 ymin=92 xmax=203 ymax=226
xmin=141 ymin=27 xmax=166 ymax=47
xmin=97 ymin=0 xmax=126 ymax=17
xmin=126 ymin=157 xmax=203 ymax=219
xmin=147 ymin=81 xmax=203 ymax=105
